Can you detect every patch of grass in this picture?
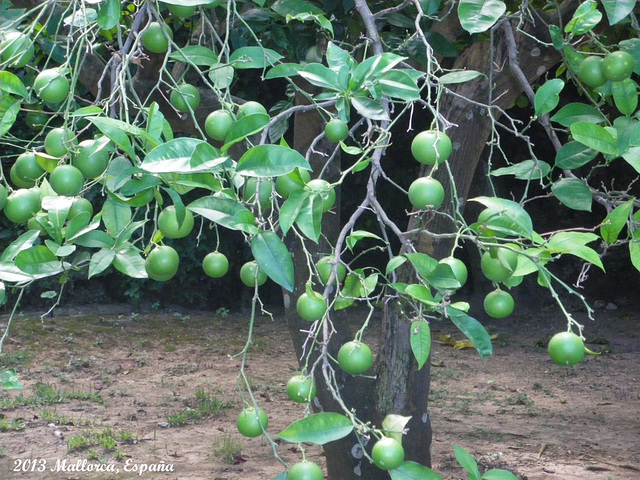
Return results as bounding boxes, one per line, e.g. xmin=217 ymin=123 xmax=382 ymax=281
xmin=0 ymin=418 xmax=26 ymax=431
xmin=0 ymin=383 xmax=102 ymax=409
xmin=166 ymin=387 xmax=233 ymax=427
xmin=506 ymin=392 xmax=533 ymax=407
xmin=66 ymin=427 xmax=133 ymax=454
xmin=212 ymin=434 xmax=242 ymax=464
xmin=0 ymin=351 xmax=30 ymax=369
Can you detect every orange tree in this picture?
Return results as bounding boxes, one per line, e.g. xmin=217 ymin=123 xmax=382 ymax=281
xmin=1 ymin=0 xmax=639 ymax=478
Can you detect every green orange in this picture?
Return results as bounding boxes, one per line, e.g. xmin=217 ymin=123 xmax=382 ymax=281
xmin=548 ymin=331 xmax=585 ymax=366
xmin=411 ymin=130 xmax=452 ymax=165
xmin=157 ymin=205 xmax=195 ymax=239
xmin=49 ymin=165 xmax=84 ymax=196
xmin=145 ymin=245 xmax=180 ymax=281
xmin=33 ymin=69 xmax=70 ymax=104
xmin=337 ymin=341 xmax=373 ymax=375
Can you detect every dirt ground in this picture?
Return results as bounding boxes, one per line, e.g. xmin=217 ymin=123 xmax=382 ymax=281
xmin=0 ymin=299 xmax=638 ymax=480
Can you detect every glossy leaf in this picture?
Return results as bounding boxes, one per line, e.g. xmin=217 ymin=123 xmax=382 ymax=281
xmin=601 ymin=199 xmax=633 ymax=243
xmin=405 ymin=253 xmax=438 ymax=278
xmin=295 ymin=195 xmax=324 ymax=242
xmin=237 ymin=145 xmax=311 ymax=177
xmin=458 ymin=0 xmax=506 ymax=34
xmin=1 ymin=230 xmax=40 ymax=262
xmin=265 ymin=63 xmax=302 ymax=80
xmin=87 ymin=116 xmax=136 ymax=158
xmin=97 ymin=0 xmax=120 ymax=30
xmin=491 ymin=160 xmax=550 ymax=180
xmin=0 ymin=96 xmax=20 ymax=136
xmin=565 ymin=0 xmax=601 ymax=35
xmin=570 ymin=122 xmax=618 ymax=155
xmin=379 ymin=70 xmax=421 ymax=100
xmin=453 ymin=444 xmax=481 ymax=479
xmin=438 ymin=70 xmax=483 ymax=84
xmin=547 ymin=232 xmax=604 ymax=270
xmin=555 ymin=141 xmax=598 ymax=169
xmin=154 ymin=0 xmax=212 ymax=4
xmin=534 ymin=79 xmax=564 ymax=116
xmin=0 ymin=369 xmax=23 ymax=390
xmin=390 ymin=461 xmax=444 ymax=480
xmin=601 ymin=0 xmax=637 ymax=25
xmin=71 ymin=230 xmax=115 ymax=249
xmin=0 ymin=71 xmax=28 ymax=97
xmin=447 ymin=308 xmax=493 ymax=358
xmin=346 ymin=230 xmax=384 ymax=252
xmin=277 ymin=413 xmax=353 ymax=445
xmin=482 ymin=469 xmax=520 ymax=480
xmin=230 ymin=46 xmax=283 ymax=69
xmin=351 ymin=96 xmax=389 ymax=121
xmin=15 ymin=246 xmax=62 ymax=276
xmin=410 ymin=320 xmax=431 ymax=370
xmin=102 ymin=196 xmax=132 ymax=236
xmin=612 ymin=79 xmax=638 ymax=116
xmin=141 ymin=138 xmax=226 ymax=174
xmin=113 ymin=246 xmax=147 ymax=278
xmin=168 ymin=46 xmax=218 ymax=66
xmin=299 ymin=63 xmax=340 ymax=90
xmin=551 ymin=178 xmax=593 ymax=212
xmin=188 ymin=196 xmax=258 ymax=234
xmin=550 ymin=102 xmax=606 ymax=127
xmin=251 ymin=231 xmax=294 ymax=291
xmin=89 ymin=249 xmax=116 ymax=279
xmin=221 ymin=113 xmax=270 ymax=153
xmin=629 ymin=239 xmax=640 ymax=272
xmin=471 ymin=196 xmax=534 ymax=237
xmin=622 ymin=146 xmax=640 ymax=173
xmin=386 ymin=256 xmax=407 ymax=275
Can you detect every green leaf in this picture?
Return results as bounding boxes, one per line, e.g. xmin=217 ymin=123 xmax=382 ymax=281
xmin=221 ymin=113 xmax=270 ymax=153
xmin=279 ymin=190 xmax=307 ymax=235
xmin=390 ymin=461 xmax=444 ymax=480
xmin=265 ymin=63 xmax=302 ymax=80
xmin=346 ymin=230 xmax=384 ymax=252
xmin=378 ymin=70 xmax=422 ymax=101
xmin=299 ymin=63 xmax=340 ymax=90
xmin=15 ymin=246 xmax=62 ymax=277
xmin=1 ymin=230 xmax=41 ymax=262
xmin=0 ymin=369 xmax=24 ymax=390
xmin=71 ymin=230 xmax=115 ymax=249
xmin=424 ymin=263 xmax=462 ymax=291
xmin=410 ymin=320 xmax=431 ymax=370
xmin=471 ymin=196 xmax=534 ymax=238
xmin=97 ymin=0 xmax=120 ymax=30
xmin=565 ymin=0 xmax=601 ymax=35
xmin=89 ymin=249 xmax=116 ymax=279
xmin=534 ymin=79 xmax=564 ymax=117
xmin=547 ymin=231 xmax=604 ymax=270
xmin=351 ymin=96 xmax=389 ymax=121
xmin=0 ymin=96 xmax=21 ymax=136
xmin=549 ymin=25 xmax=564 ymax=50
xmin=141 ymin=138 xmax=226 ymax=174
xmin=188 ymin=196 xmax=258 ymax=234
xmin=386 ymin=256 xmax=407 ymax=275
xmin=158 ymin=0 xmax=213 ymax=4
xmin=277 ymin=413 xmax=353 ymax=445
xmin=0 ymin=262 xmax=35 ymax=283
xmin=0 ymin=282 xmax=5 ymax=305
xmin=168 ymin=45 xmax=218 ymax=66
xmin=551 ymin=178 xmax=593 ymax=212
xmin=230 ymin=46 xmax=283 ymax=69
xmin=629 ymin=239 xmax=640 ymax=272
xmin=612 ymin=79 xmax=638 ymax=116
xmin=622 ymin=146 xmax=640 ymax=173
xmin=570 ymin=122 xmax=618 ymax=156
xmin=438 ymin=70 xmax=484 ymax=84
xmin=251 ymin=231 xmax=294 ymax=292
xmin=381 ymin=414 xmax=411 ymax=444
xmin=0 ymin=71 xmax=28 ymax=97
xmin=550 ymin=102 xmax=606 ymax=127
xmin=482 ymin=469 xmax=519 ymax=480
xmin=405 ymin=284 xmax=438 ymax=308
xmin=405 ymin=253 xmax=438 ymax=278
xmin=102 ymin=196 xmax=132 ymax=236
xmin=447 ymin=308 xmax=493 ymax=358
xmin=295 ymin=194 xmax=324 ymax=242
xmin=237 ymin=145 xmax=311 ymax=177
xmin=87 ymin=116 xmax=135 ymax=158
xmin=458 ymin=0 xmax=506 ymax=34
xmin=601 ymin=0 xmax=637 ymax=25
xmin=113 ymin=246 xmax=147 ymax=278
xmin=44 ymin=240 xmax=75 ymax=258
xmin=453 ymin=444 xmax=481 ymax=479
xmin=209 ymin=63 xmax=234 ymax=90
xmin=555 ymin=141 xmax=598 ymax=169
xmin=491 ymin=160 xmax=550 ymax=180
xmin=601 ymin=199 xmax=633 ymax=243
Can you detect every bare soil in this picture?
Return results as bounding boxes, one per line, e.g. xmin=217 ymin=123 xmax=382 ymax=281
xmin=0 ymin=301 xmax=638 ymax=480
